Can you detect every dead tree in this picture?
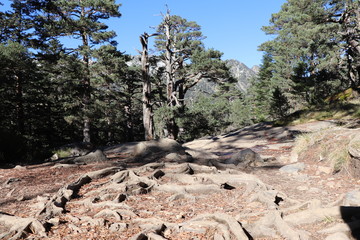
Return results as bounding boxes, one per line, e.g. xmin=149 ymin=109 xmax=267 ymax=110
xmin=140 ymin=32 xmax=158 ymax=140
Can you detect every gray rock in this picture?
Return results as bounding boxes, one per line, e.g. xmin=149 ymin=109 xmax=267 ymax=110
xmin=225 ymin=148 xmax=264 ymax=167
xmin=134 ymin=138 xmax=184 ymax=156
xmin=73 ymin=149 xmax=108 ymax=163
xmin=3 ymin=177 xmax=21 ymax=185
xmin=344 ymin=190 xmax=360 ymax=206
xmin=279 ymin=162 xmax=305 ymax=174
xmin=349 ymin=135 xmax=360 ymax=159
xmin=109 ymin=222 xmax=127 ymax=232
xmin=133 ymin=138 xmax=192 ymax=163
xmin=165 ymin=152 xmax=192 ymax=162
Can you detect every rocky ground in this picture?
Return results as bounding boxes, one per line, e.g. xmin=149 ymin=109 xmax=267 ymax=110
xmin=1 ymin=120 xmax=360 ymax=240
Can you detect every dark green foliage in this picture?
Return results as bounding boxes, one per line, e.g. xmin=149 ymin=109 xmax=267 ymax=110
xmin=153 ymin=10 xmax=233 ymax=139
xmin=91 ymin=45 xmax=143 ymax=143
xmin=0 ymin=130 xmax=28 ymax=167
xmin=8 ymin=0 xmax=359 ymax=166
xmin=0 ymin=1 xmax=129 ymax=166
xmin=259 ymin=0 xmax=359 ymax=109
xmin=0 ymin=41 xmax=61 ymax=164
xmin=270 ymin=87 xmax=290 ymax=119
xmin=246 ymin=53 xmax=275 ymax=121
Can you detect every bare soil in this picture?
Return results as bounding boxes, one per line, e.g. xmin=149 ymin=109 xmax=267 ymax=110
xmin=1 ymin=120 xmax=360 ymax=240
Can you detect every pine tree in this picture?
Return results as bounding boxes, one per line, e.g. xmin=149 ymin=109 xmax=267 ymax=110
xmin=154 ymin=9 xmax=230 ymax=139
xmin=260 ymin=0 xmax=343 ymax=107
xmin=91 ymin=45 xmax=142 ymax=143
xmin=326 ymin=0 xmax=360 ymax=88
xmin=43 ymin=0 xmax=121 ymax=143
xmin=247 ymin=52 xmax=275 ymax=120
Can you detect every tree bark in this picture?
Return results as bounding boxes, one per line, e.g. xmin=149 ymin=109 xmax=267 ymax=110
xmin=164 ymin=12 xmax=179 ymax=140
xmin=81 ymin=6 xmax=91 ymax=143
xmin=140 ymin=33 xmax=155 ymax=141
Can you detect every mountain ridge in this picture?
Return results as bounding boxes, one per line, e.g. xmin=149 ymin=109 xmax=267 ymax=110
xmin=185 ymin=59 xmax=258 ymax=99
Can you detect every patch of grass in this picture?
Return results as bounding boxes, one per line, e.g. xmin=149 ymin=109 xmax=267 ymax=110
xmin=330 ymin=148 xmax=351 ymax=173
xmin=53 ymin=148 xmax=72 ymax=158
xmin=293 ymin=131 xmax=327 ymax=155
xmin=323 ymin=215 xmax=335 ymax=223
xmin=293 ymin=134 xmax=312 ymax=154
xmin=278 ymin=102 xmax=360 ymax=126
xmin=293 ymin=129 xmax=353 ymax=173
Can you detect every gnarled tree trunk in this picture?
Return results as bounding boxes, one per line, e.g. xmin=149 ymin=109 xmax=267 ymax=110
xmin=140 ymin=33 xmax=156 ymax=141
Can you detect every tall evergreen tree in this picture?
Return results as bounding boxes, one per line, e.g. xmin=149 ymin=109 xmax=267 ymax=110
xmin=43 ymin=0 xmax=121 ymax=143
xmin=260 ymin=0 xmax=343 ymax=107
xmin=326 ymin=0 xmax=360 ymax=88
xmin=154 ymin=9 xmax=230 ymax=139
xmin=247 ymin=52 xmax=275 ymax=120
xmin=91 ymin=45 xmax=142 ymax=144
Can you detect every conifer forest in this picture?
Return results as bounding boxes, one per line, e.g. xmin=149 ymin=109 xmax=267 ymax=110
xmin=1 ymin=0 xmax=360 ymax=165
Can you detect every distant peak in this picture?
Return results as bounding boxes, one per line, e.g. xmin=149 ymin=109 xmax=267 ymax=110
xmin=251 ymin=65 xmax=260 ymax=73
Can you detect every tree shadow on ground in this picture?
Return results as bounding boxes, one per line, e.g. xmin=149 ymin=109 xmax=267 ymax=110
xmin=341 ymin=206 xmax=360 ymax=239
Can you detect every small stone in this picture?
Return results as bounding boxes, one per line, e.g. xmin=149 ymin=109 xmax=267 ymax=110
xmin=344 ymin=190 xmax=360 ymax=206
xmin=48 ymin=217 xmax=61 ymax=226
xmin=14 ymin=165 xmax=26 ymax=170
xmin=176 ymin=213 xmax=185 ymax=219
xmin=318 ymin=166 xmax=332 ymax=174
xmin=297 ymin=186 xmax=309 ymax=191
xmin=17 ymin=195 xmax=28 ymax=201
xmin=109 ymin=223 xmax=127 ymax=232
xmin=4 ymin=177 xmax=21 ymax=185
xmin=279 ymin=162 xmax=305 ymax=174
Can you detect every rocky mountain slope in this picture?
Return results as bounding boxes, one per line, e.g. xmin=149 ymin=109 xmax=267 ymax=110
xmin=1 ymin=120 xmax=360 ymax=239
xmin=185 ymin=59 xmax=258 ymax=98
xmin=226 ymin=59 xmax=258 ymax=92
xmin=129 ymin=56 xmax=257 ymax=98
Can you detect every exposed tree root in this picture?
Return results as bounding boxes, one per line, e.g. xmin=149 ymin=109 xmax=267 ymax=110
xmin=284 ymin=206 xmax=343 ymax=225
xmin=186 ymin=213 xmax=249 ymax=240
xmin=249 ymin=210 xmax=309 ymax=240
xmin=0 ymin=212 xmax=47 ymax=240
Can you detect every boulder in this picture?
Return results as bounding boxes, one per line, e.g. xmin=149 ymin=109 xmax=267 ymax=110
xmin=133 ymin=138 xmax=192 ymax=163
xmin=73 ymin=149 xmax=108 ymax=163
xmin=134 ymin=138 xmax=184 ymax=156
xmin=224 ymin=148 xmax=264 ymax=168
xmin=349 ymin=135 xmax=360 ymax=159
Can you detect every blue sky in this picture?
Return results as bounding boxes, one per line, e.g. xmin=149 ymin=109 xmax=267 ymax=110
xmin=114 ymin=0 xmax=287 ymax=68
xmin=1 ymin=0 xmax=286 ymax=68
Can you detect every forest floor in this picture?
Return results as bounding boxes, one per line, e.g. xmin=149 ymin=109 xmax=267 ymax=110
xmin=1 ymin=120 xmax=360 ymax=239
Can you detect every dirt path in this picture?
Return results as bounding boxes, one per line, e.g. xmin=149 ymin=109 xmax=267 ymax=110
xmin=1 ymin=120 xmax=360 ymax=240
